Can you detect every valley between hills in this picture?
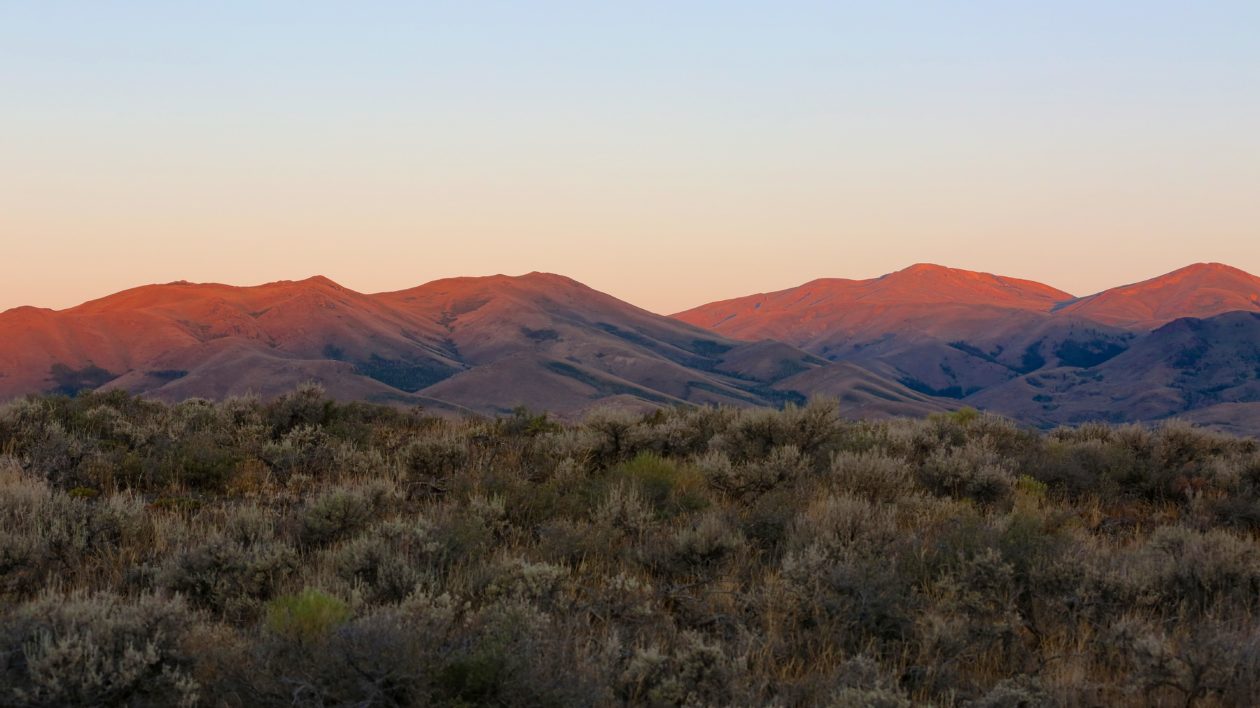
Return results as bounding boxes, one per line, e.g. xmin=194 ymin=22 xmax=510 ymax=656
xmin=3 ymin=262 xmax=1259 ymax=433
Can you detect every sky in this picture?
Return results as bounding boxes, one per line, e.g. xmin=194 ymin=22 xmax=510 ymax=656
xmin=2 ymin=1 xmax=1258 ymax=314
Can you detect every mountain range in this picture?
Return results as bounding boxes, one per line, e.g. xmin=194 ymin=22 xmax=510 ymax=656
xmin=3 ymin=262 xmax=1259 ymax=432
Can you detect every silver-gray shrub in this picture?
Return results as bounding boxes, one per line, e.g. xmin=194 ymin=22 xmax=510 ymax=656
xmin=1126 ymin=525 xmax=1260 ymax=617
xmin=829 ymin=450 xmax=918 ymax=502
xmin=0 ymin=463 xmax=148 ymax=597
xmin=618 ymin=631 xmax=740 ymax=707
xmin=158 ymin=533 xmax=299 ymax=620
xmin=699 ymin=444 xmax=809 ymax=499
xmin=0 ymin=590 xmax=199 ymax=707
xmin=298 ymin=480 xmax=400 ymax=547
xmin=918 ymin=439 xmax=1015 ymax=508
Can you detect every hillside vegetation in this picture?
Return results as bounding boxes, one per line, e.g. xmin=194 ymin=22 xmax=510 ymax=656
xmin=3 ymin=387 xmax=1260 ymax=706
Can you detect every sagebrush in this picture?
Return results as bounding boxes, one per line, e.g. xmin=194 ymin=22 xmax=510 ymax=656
xmin=3 ymin=387 xmax=1260 ymax=706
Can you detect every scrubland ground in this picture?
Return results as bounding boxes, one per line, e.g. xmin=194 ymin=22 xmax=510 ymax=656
xmin=4 ymin=386 xmax=1260 ymax=706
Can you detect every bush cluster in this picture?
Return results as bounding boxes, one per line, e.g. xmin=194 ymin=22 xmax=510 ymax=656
xmin=3 ymin=391 xmax=1260 ymax=705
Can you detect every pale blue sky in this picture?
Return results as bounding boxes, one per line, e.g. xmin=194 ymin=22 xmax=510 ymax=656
xmin=3 ymin=2 xmax=1258 ymax=312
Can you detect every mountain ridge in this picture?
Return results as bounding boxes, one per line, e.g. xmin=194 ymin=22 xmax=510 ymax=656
xmin=3 ymin=263 xmax=1260 ymax=431
xmin=0 ymin=271 xmax=835 ymax=416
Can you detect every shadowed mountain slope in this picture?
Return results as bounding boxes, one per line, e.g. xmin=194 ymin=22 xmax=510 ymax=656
xmin=771 ymin=361 xmax=959 ymax=419
xmin=970 ymin=311 xmax=1260 ymax=427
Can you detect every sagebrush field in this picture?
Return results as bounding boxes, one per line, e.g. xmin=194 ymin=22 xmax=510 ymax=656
xmin=4 ymin=386 xmax=1260 ymax=706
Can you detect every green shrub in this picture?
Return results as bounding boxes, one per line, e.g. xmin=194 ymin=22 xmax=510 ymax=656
xmin=717 ymin=399 xmax=842 ymax=465
xmin=780 ymin=544 xmax=916 ymax=656
xmin=969 ymin=676 xmax=1051 ymax=707
xmin=585 ymin=408 xmax=643 ymax=466
xmin=611 ymin=452 xmax=708 ymax=517
xmin=265 ymin=588 xmax=351 ymax=642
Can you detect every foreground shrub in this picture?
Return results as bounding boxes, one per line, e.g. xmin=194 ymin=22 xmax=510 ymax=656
xmin=299 ymin=483 xmax=398 ymax=547
xmin=0 ymin=465 xmax=148 ymax=599
xmin=330 ymin=520 xmax=438 ymax=603
xmin=159 ymin=536 xmax=299 ymax=620
xmin=829 ymin=450 xmax=917 ymax=502
xmin=618 ymin=632 xmax=738 ymax=706
xmin=918 ymin=440 xmax=1015 ymax=508
xmin=0 ymin=591 xmax=199 ymax=707
xmin=5 ymin=389 xmax=1260 ymax=705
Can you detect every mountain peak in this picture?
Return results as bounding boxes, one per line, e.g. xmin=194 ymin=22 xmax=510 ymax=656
xmin=872 ymin=263 xmax=1073 ymax=303
xmin=1057 ymin=263 xmax=1260 ymax=328
xmin=1184 ymin=261 xmax=1238 ymax=271
xmin=1164 ymin=262 xmax=1252 ymax=280
xmin=251 ymin=274 xmax=346 ymax=291
xmin=384 ymin=271 xmax=595 ymax=301
xmin=898 ymin=262 xmax=952 ymax=274
xmin=515 ymin=271 xmax=589 ymax=289
xmin=297 ymin=274 xmax=340 ymax=287
xmin=672 ymin=264 xmax=1073 ymax=346
xmin=0 ymin=305 xmax=56 ymax=319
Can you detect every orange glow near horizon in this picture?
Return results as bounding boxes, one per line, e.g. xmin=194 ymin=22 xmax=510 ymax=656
xmin=3 ymin=3 xmax=1258 ymax=315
